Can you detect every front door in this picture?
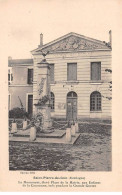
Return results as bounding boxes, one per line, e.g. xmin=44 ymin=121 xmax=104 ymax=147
xmin=67 ymin=91 xmax=77 ymax=121
xmin=28 ymin=95 xmax=33 ymax=118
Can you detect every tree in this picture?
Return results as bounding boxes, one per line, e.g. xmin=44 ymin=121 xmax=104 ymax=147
xmin=103 ymin=69 xmax=112 ymax=100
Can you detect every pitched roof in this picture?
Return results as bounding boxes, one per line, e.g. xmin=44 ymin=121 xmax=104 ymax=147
xmin=31 ymin=32 xmax=111 ymax=54
xmin=8 ymin=59 xmax=33 ymax=66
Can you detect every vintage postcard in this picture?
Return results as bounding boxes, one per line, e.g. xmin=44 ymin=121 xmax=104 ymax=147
xmin=0 ymin=0 xmax=122 ymax=192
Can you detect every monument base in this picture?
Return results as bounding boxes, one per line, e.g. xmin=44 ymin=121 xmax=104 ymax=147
xmin=35 ymin=105 xmax=53 ymax=132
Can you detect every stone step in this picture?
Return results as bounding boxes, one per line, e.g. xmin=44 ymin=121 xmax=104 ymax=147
xmin=13 ymin=129 xmax=66 ymax=139
xmin=10 ymin=129 xmax=80 ymax=145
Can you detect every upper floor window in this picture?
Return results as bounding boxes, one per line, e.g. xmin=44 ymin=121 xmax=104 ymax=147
xmin=91 ymin=62 xmax=101 ymax=81
xmin=8 ymin=68 xmax=13 ymax=85
xmin=90 ymin=91 xmax=101 ymax=111
xmin=28 ymin=69 xmax=33 ymax=84
xmin=67 ymin=63 xmax=77 ymax=81
xmin=49 ymin=64 xmax=54 ymax=83
xmin=50 ymin=92 xmax=55 ymax=111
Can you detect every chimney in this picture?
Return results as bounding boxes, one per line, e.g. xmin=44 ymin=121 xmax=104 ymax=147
xmin=8 ymin=56 xmax=12 ymax=60
xmin=109 ymin=30 xmax=112 ymax=47
xmin=8 ymin=56 xmax=12 ymax=66
xmin=40 ymin=33 xmax=43 ymax=47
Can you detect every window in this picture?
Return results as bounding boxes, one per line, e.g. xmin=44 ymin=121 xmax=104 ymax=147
xmin=28 ymin=69 xmax=33 ymax=84
xmin=90 ymin=91 xmax=101 ymax=111
xmin=49 ymin=64 xmax=54 ymax=83
xmin=50 ymin=92 xmax=55 ymax=111
xmin=91 ymin=62 xmax=101 ymax=80
xmin=8 ymin=68 xmax=13 ymax=85
xmin=67 ymin=91 xmax=77 ymax=98
xmin=67 ymin=63 xmax=77 ymax=81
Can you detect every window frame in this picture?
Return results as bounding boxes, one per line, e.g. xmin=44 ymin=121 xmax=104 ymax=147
xmin=90 ymin=91 xmax=102 ymax=112
xmin=27 ymin=68 xmax=33 ymax=84
xmin=90 ymin=62 xmax=101 ymax=81
xmin=67 ymin=63 xmax=77 ymax=81
xmin=26 ymin=93 xmax=33 ymax=113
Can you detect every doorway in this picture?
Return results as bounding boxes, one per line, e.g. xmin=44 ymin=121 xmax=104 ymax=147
xmin=28 ymin=94 xmax=33 ymax=118
xmin=67 ymin=91 xmax=77 ymax=121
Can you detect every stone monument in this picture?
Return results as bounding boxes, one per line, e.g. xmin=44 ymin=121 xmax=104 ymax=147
xmin=34 ymin=51 xmax=52 ymax=131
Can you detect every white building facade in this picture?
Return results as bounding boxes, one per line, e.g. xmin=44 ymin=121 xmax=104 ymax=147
xmin=31 ymin=32 xmax=112 ymax=120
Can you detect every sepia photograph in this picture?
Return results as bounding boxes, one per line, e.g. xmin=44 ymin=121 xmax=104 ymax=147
xmin=0 ymin=0 xmax=122 ymax=192
xmin=8 ymin=10 xmax=112 ymax=172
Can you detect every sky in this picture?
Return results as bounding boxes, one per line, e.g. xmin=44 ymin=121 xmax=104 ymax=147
xmin=0 ymin=0 xmax=121 ymax=59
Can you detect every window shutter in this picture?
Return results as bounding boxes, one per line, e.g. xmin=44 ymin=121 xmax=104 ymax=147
xmin=11 ymin=74 xmax=13 ymax=81
xmin=49 ymin=64 xmax=54 ymax=83
xmin=8 ymin=74 xmax=10 ymax=81
xmin=98 ymin=64 xmax=101 ymax=80
xmin=28 ymin=69 xmax=31 ymax=84
xmin=28 ymin=69 xmax=33 ymax=84
xmin=67 ymin=63 xmax=77 ymax=81
xmin=91 ymin=62 xmax=101 ymax=80
xmin=31 ymin=69 xmax=33 ymax=82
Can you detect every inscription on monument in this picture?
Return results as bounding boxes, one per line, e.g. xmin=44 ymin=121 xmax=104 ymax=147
xmin=38 ymin=78 xmax=46 ymax=95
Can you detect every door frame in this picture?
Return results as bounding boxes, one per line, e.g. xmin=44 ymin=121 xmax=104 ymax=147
xmin=66 ymin=91 xmax=77 ymax=120
xmin=26 ymin=93 xmax=33 ymax=113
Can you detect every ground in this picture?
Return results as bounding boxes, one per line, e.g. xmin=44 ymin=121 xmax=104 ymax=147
xmin=9 ymin=122 xmax=111 ymax=171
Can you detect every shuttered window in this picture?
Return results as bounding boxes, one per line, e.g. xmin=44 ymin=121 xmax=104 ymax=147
xmin=67 ymin=63 xmax=77 ymax=81
xmin=8 ymin=68 xmax=13 ymax=85
xmin=91 ymin=62 xmax=101 ymax=80
xmin=49 ymin=64 xmax=54 ymax=83
xmin=28 ymin=69 xmax=33 ymax=84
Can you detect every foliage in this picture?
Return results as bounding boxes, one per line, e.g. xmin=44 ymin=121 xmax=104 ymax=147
xmin=30 ymin=113 xmax=43 ymax=132
xmin=105 ymin=69 xmax=112 ymax=73
xmin=9 ymin=107 xmax=29 ymax=119
xmin=34 ymin=95 xmax=49 ymax=106
xmin=103 ymin=69 xmax=112 ymax=100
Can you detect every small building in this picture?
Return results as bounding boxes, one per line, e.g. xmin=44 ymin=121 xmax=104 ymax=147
xmin=8 ymin=32 xmax=112 ymax=120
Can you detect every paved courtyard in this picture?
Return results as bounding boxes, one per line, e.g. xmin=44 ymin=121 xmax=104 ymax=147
xmin=9 ymin=122 xmax=111 ymax=171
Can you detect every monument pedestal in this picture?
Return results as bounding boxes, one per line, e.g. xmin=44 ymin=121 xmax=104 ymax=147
xmin=11 ymin=122 xmax=17 ymax=133
xmin=36 ymin=105 xmax=52 ymax=131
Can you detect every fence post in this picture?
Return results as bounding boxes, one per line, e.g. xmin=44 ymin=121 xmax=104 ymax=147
xmin=66 ymin=127 xmax=72 ymax=142
xmin=75 ymin=122 xmax=79 ymax=133
xmin=11 ymin=120 xmax=17 ymax=133
xmin=71 ymin=124 xmax=76 ymax=136
xmin=23 ymin=119 xmax=27 ymax=130
xmin=30 ymin=119 xmax=36 ymax=141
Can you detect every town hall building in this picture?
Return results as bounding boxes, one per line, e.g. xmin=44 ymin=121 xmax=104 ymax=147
xmin=8 ymin=32 xmax=112 ymax=120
